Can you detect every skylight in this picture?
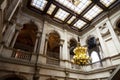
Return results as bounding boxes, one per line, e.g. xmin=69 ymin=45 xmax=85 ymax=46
xmin=100 ymin=0 xmax=116 ymax=7
xmin=67 ymin=16 xmax=76 ymax=24
xmin=54 ymin=9 xmax=69 ymax=21
xmin=47 ymin=4 xmax=56 ymax=15
xmin=31 ymin=0 xmax=47 ymax=11
xmin=73 ymin=20 xmax=86 ymax=29
xmin=56 ymin=0 xmax=92 ymax=14
xmin=83 ymin=5 xmax=103 ymax=20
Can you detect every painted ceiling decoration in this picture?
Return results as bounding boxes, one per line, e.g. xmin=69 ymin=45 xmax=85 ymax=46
xmin=28 ymin=0 xmax=118 ymax=32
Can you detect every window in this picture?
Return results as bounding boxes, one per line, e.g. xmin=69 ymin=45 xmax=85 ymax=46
xmin=100 ymin=0 xmax=116 ymax=7
xmin=31 ymin=0 xmax=47 ymax=11
xmin=54 ymin=9 xmax=69 ymax=21
xmin=73 ymin=19 xmax=86 ymax=29
xmin=67 ymin=16 xmax=76 ymax=24
xmin=56 ymin=0 xmax=92 ymax=14
xmin=47 ymin=4 xmax=56 ymax=15
xmin=83 ymin=5 xmax=103 ymax=20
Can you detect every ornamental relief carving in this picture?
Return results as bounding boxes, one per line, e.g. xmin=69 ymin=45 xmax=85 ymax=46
xmin=99 ymin=25 xmax=109 ymax=36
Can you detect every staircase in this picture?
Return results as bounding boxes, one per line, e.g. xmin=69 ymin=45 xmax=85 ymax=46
xmin=108 ymin=65 xmax=120 ymax=80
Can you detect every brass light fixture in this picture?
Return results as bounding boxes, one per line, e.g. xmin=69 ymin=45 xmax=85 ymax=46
xmin=72 ymin=37 xmax=90 ymax=65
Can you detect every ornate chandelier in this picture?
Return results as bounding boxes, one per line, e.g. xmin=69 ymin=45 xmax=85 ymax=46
xmin=72 ymin=38 xmax=90 ymax=66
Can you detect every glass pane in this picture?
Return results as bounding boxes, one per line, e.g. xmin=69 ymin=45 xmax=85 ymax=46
xmin=54 ymin=9 xmax=69 ymax=21
xmin=47 ymin=4 xmax=56 ymax=15
xmin=67 ymin=16 xmax=76 ymax=24
xmin=83 ymin=5 xmax=103 ymax=20
xmin=73 ymin=19 xmax=86 ymax=29
xmin=100 ymin=0 xmax=116 ymax=7
xmin=31 ymin=0 xmax=47 ymax=11
xmin=56 ymin=0 xmax=92 ymax=14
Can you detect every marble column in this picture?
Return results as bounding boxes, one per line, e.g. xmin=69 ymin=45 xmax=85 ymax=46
xmin=96 ymin=27 xmax=109 ymax=58
xmin=96 ymin=27 xmax=112 ymax=66
xmin=34 ymin=32 xmax=41 ymax=53
xmin=10 ymin=27 xmax=21 ymax=48
xmin=43 ymin=35 xmax=48 ymax=55
xmin=4 ymin=23 xmax=16 ymax=47
xmin=107 ymin=18 xmax=120 ymax=53
xmin=59 ymin=39 xmax=64 ymax=60
xmin=62 ymin=30 xmax=68 ymax=60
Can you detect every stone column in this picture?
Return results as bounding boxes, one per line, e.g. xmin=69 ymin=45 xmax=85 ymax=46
xmin=43 ymin=35 xmax=48 ymax=55
xmin=4 ymin=23 xmax=16 ymax=47
xmin=107 ymin=18 xmax=120 ymax=53
xmin=62 ymin=30 xmax=68 ymax=60
xmin=34 ymin=32 xmax=41 ymax=53
xmin=59 ymin=39 xmax=64 ymax=60
xmin=10 ymin=25 xmax=21 ymax=48
xmin=96 ymin=27 xmax=112 ymax=66
xmin=67 ymin=42 xmax=70 ymax=60
xmin=96 ymin=27 xmax=109 ymax=57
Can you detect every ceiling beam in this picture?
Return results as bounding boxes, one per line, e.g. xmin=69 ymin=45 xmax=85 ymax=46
xmin=51 ymin=7 xmax=59 ymax=18
xmin=52 ymin=0 xmax=90 ymax=23
xmin=80 ymin=3 xmax=95 ymax=16
xmin=43 ymin=0 xmax=53 ymax=14
xmin=64 ymin=15 xmax=72 ymax=23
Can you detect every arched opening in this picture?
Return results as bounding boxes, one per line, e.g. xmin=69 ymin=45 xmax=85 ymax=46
xmin=1 ymin=74 xmax=27 ymax=80
xmin=14 ymin=23 xmax=38 ymax=52
xmin=69 ymin=38 xmax=77 ymax=60
xmin=69 ymin=38 xmax=77 ymax=68
xmin=12 ymin=23 xmax=38 ymax=60
xmin=46 ymin=31 xmax=60 ymax=65
xmin=87 ymin=36 xmax=97 ymax=50
xmin=86 ymin=35 xmax=102 ymax=68
xmin=91 ymin=51 xmax=100 ymax=63
xmin=117 ymin=19 xmax=120 ymax=29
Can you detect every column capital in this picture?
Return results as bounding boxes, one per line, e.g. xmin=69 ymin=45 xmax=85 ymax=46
xmin=59 ymin=39 xmax=64 ymax=46
xmin=45 ymin=34 xmax=49 ymax=40
xmin=67 ymin=41 xmax=70 ymax=48
xmin=36 ymin=33 xmax=41 ymax=38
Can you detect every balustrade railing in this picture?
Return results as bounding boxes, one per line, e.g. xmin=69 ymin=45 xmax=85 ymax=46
xmin=11 ymin=49 xmax=32 ymax=61
xmin=1 ymin=46 xmax=32 ymax=61
xmin=46 ymin=51 xmax=60 ymax=66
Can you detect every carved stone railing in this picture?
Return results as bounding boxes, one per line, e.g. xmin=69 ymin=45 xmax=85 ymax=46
xmin=46 ymin=51 xmax=60 ymax=66
xmin=1 ymin=46 xmax=32 ymax=61
xmin=11 ymin=49 xmax=32 ymax=61
xmin=47 ymin=56 xmax=60 ymax=66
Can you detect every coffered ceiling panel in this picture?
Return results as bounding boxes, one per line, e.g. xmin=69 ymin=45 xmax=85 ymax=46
xmin=28 ymin=0 xmax=119 ymax=33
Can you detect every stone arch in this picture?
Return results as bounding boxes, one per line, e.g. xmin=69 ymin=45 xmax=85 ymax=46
xmin=47 ymin=30 xmax=61 ymax=39
xmin=46 ymin=30 xmax=60 ymax=65
xmin=69 ymin=38 xmax=77 ymax=55
xmin=86 ymin=35 xmax=101 ymax=61
xmin=14 ymin=21 xmax=38 ymax=52
xmin=114 ymin=16 xmax=120 ymax=29
xmin=0 ymin=74 xmax=27 ymax=80
xmin=86 ymin=35 xmax=98 ymax=52
xmin=115 ymin=18 xmax=120 ymax=31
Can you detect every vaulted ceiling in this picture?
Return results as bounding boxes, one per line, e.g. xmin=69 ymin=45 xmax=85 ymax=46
xmin=27 ymin=0 xmax=119 ymax=33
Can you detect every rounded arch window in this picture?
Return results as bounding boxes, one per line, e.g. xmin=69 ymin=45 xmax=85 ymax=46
xmin=46 ymin=31 xmax=60 ymax=65
xmin=87 ymin=36 xmax=97 ymax=50
xmin=69 ymin=38 xmax=77 ymax=60
xmin=14 ymin=23 xmax=38 ymax=52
